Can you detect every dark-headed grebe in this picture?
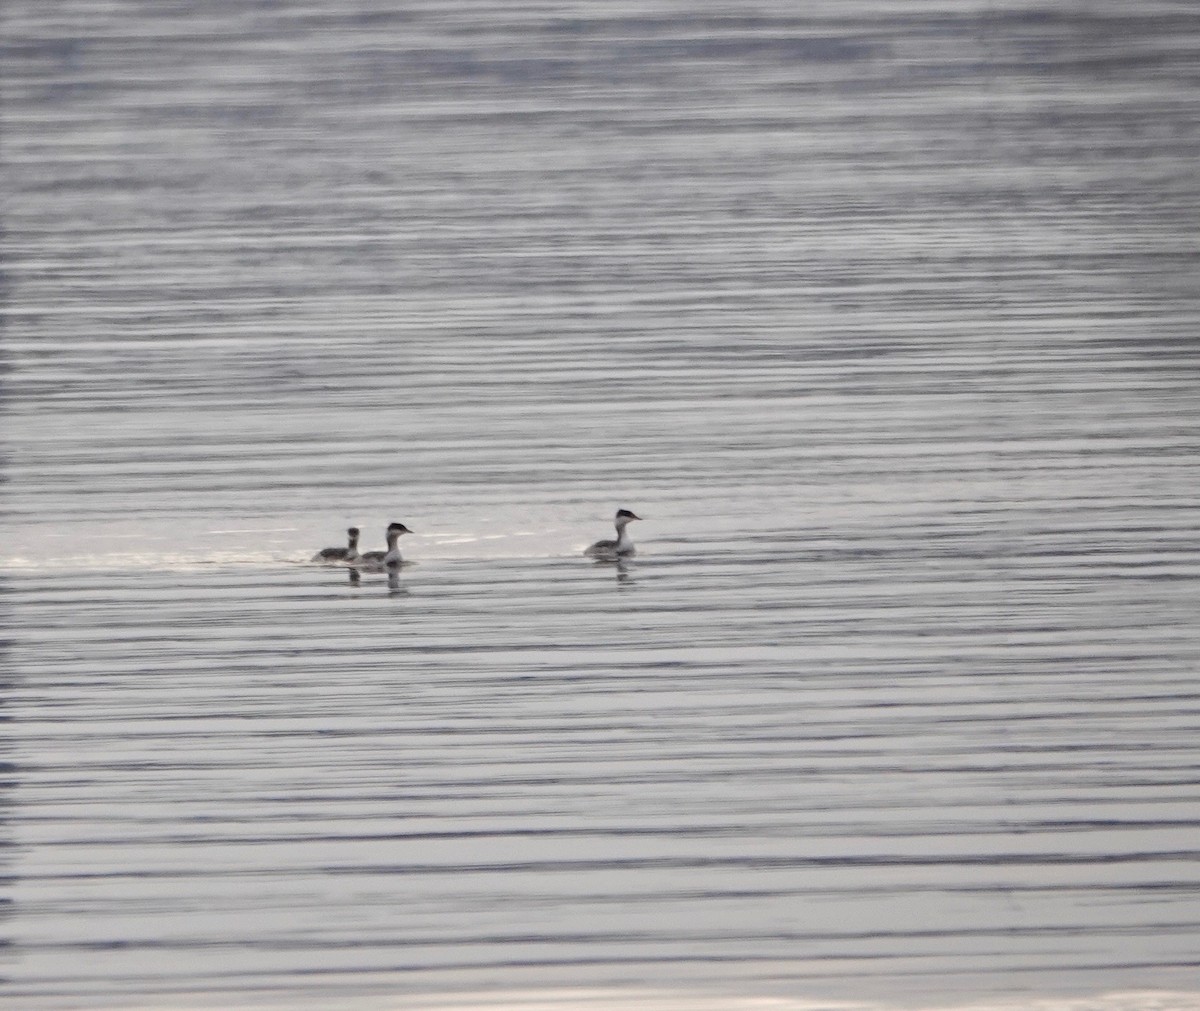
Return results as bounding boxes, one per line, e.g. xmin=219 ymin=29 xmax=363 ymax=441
xmin=358 ymin=521 xmax=413 ymax=568
xmin=313 ymin=526 xmax=360 ymax=563
xmin=584 ymin=509 xmax=641 ymax=559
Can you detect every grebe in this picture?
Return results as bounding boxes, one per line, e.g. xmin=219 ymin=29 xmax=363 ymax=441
xmin=358 ymin=521 xmax=413 ymax=567
xmin=584 ymin=509 xmax=641 ymax=559
xmin=313 ymin=526 xmax=360 ymax=563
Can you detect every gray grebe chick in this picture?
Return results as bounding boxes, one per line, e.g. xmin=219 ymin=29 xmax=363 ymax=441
xmin=358 ymin=521 xmax=413 ymax=568
xmin=313 ymin=526 xmax=360 ymax=563
xmin=584 ymin=509 xmax=641 ymax=559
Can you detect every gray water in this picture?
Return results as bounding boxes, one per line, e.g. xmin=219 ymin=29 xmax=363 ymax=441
xmin=4 ymin=2 xmax=1200 ymax=1009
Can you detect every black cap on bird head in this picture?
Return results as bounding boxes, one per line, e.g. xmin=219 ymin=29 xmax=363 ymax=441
xmin=616 ymin=509 xmax=641 ymax=521
xmin=348 ymin=527 xmax=360 ymax=536
xmin=387 ymin=521 xmax=413 ymax=534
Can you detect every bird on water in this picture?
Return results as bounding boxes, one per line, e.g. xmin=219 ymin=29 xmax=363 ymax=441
xmin=312 ymin=526 xmax=360 ymax=563
xmin=584 ymin=509 xmax=641 ymax=559
xmin=358 ymin=521 xmax=414 ymax=568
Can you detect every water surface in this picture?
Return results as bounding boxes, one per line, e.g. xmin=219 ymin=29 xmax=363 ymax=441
xmin=4 ymin=2 xmax=1200 ymax=1008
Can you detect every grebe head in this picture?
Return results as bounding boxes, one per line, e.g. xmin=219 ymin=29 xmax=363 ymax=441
xmin=387 ymin=522 xmax=413 ymax=536
xmin=615 ymin=509 xmax=641 ymax=524
xmin=348 ymin=527 xmax=360 ymax=538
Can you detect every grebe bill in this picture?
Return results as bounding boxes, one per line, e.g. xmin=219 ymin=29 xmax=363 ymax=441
xmin=313 ymin=526 xmax=360 ymax=563
xmin=584 ymin=509 xmax=641 ymax=558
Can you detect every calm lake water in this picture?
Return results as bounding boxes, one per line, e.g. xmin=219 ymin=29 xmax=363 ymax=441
xmin=4 ymin=2 xmax=1200 ymax=1009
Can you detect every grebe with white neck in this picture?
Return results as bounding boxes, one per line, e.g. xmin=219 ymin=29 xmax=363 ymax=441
xmin=584 ymin=509 xmax=641 ymax=559
xmin=357 ymin=521 xmax=413 ymax=568
xmin=312 ymin=526 xmax=360 ymax=563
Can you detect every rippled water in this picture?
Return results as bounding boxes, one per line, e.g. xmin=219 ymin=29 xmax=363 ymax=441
xmin=4 ymin=2 xmax=1200 ymax=1009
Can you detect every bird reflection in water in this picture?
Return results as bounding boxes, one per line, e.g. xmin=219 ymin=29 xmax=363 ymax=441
xmin=343 ymin=565 xmax=405 ymax=595
xmin=591 ymin=555 xmax=635 ymax=586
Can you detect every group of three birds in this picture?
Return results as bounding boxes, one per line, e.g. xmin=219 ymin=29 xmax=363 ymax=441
xmin=312 ymin=510 xmax=642 ymax=566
